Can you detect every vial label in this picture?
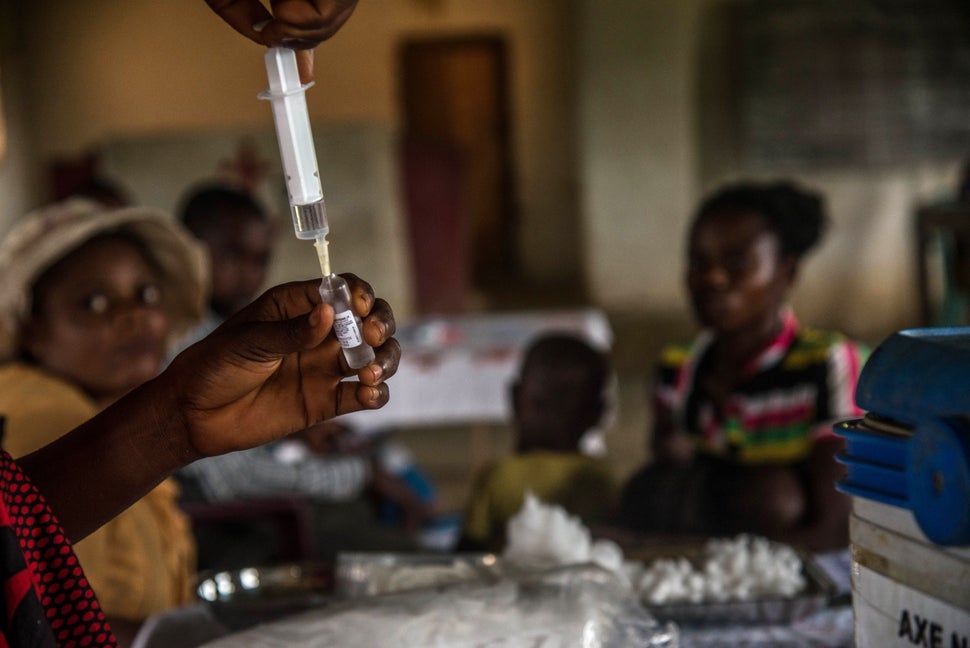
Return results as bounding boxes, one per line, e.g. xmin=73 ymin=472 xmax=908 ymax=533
xmin=333 ymin=310 xmax=363 ymax=348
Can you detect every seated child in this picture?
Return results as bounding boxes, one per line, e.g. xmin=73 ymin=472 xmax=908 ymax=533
xmin=460 ymin=334 xmax=615 ymax=552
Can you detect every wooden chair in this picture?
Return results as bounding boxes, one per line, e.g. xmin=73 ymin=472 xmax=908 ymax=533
xmin=180 ymin=497 xmax=318 ymax=568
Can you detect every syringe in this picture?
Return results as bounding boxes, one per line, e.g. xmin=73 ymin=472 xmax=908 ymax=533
xmin=260 ymin=46 xmax=375 ymax=369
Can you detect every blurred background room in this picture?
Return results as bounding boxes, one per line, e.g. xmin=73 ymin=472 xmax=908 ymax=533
xmin=2 ymin=0 xmax=970 ymax=529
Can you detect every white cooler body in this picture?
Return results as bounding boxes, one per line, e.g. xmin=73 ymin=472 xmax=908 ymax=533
xmin=849 ymin=497 xmax=970 ymax=647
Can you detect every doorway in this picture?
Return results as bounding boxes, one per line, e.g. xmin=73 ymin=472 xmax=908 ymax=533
xmin=399 ymin=36 xmax=518 ymax=312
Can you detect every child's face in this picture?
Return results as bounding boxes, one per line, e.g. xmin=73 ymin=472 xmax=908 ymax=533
xmin=514 ymin=366 xmax=599 ymax=450
xmin=23 ymin=236 xmax=170 ymax=404
xmin=201 ymin=213 xmax=273 ymax=319
xmin=687 ymin=208 xmax=795 ymax=334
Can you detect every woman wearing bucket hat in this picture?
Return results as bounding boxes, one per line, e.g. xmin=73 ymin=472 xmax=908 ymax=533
xmin=0 ymin=203 xmax=399 ymax=647
xmin=0 ymin=198 xmax=210 ymax=643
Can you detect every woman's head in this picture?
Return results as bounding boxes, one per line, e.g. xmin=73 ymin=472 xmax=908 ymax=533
xmin=0 ymin=199 xmax=207 ymax=404
xmin=686 ymin=182 xmax=827 ymax=334
xmin=25 ymin=233 xmax=171 ymax=403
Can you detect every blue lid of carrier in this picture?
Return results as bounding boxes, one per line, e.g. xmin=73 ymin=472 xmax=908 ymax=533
xmin=854 ymin=327 xmax=970 ymax=425
xmin=835 ymin=327 xmax=970 ymax=546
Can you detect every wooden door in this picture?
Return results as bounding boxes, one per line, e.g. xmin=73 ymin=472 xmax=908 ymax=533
xmin=400 ymin=36 xmax=517 ymax=303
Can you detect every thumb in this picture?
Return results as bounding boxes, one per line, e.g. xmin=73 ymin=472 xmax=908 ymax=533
xmin=227 ymin=302 xmax=333 ymax=361
xmin=296 ymin=49 xmax=315 ymax=84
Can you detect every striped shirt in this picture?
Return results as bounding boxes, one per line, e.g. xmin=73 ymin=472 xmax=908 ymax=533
xmin=179 ymin=443 xmax=371 ymax=504
xmin=653 ymin=310 xmax=868 ymax=463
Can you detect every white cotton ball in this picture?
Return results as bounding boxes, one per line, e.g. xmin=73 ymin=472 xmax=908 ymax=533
xmin=685 ymin=573 xmax=706 ymax=603
xmin=590 ymin=539 xmax=624 ymax=573
xmin=645 ymin=582 xmax=669 ymax=605
xmin=503 ymin=491 xmax=601 ymax=567
xmin=636 ymin=534 xmax=807 ymax=606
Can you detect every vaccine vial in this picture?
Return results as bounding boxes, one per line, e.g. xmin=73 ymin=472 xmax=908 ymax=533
xmin=318 ymin=274 xmax=376 ymax=369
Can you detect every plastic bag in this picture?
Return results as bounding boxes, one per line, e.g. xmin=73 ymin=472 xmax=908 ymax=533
xmin=201 ymin=563 xmax=678 ymax=648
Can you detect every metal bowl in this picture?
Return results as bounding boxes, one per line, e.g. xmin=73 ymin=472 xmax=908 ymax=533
xmin=196 ymin=562 xmax=335 ymax=631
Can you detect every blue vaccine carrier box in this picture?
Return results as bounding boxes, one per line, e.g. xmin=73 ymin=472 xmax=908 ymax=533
xmin=834 ymin=328 xmax=970 ymax=646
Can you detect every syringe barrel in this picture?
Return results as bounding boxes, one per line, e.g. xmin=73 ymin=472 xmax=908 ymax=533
xmin=291 ymin=202 xmax=329 ymax=240
xmin=261 ymin=47 xmax=329 ymax=238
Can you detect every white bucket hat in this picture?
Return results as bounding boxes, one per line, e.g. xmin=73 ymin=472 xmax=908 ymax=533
xmin=0 ymin=198 xmax=209 ymax=361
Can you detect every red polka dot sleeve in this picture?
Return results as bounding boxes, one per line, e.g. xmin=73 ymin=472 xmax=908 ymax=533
xmin=0 ymin=451 xmax=117 ymax=648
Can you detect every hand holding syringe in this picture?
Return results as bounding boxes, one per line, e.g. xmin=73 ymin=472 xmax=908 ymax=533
xmin=260 ymin=46 xmax=375 ymax=369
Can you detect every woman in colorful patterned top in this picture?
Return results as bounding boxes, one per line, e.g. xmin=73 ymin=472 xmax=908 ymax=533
xmin=619 ymin=181 xmax=868 ymax=551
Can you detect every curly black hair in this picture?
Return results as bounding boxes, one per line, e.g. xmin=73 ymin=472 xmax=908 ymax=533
xmin=693 ymin=181 xmax=828 ymax=259
xmin=178 ymin=183 xmax=267 ymax=236
xmin=519 ymin=333 xmax=609 ymax=395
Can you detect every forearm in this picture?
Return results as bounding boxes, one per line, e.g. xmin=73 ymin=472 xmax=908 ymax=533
xmin=772 ymin=504 xmax=850 ymax=552
xmin=370 ymin=465 xmax=424 ymax=509
xmin=17 ymin=375 xmax=192 ymax=541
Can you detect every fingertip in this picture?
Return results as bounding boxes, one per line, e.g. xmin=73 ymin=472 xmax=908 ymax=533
xmin=308 ymin=303 xmax=323 ymax=328
xmin=296 ymin=49 xmax=315 ymax=84
xmin=360 ymin=383 xmax=388 ymax=409
xmin=356 ymin=362 xmax=382 ymax=386
xmin=308 ymin=302 xmax=333 ymax=333
xmin=369 ymin=363 xmax=383 ymax=383
xmin=363 ymin=386 xmax=380 ymax=405
xmin=356 ymin=292 xmax=375 ymax=319
xmin=367 ymin=320 xmax=387 ymax=347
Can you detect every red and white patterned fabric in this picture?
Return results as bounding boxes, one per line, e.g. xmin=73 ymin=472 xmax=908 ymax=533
xmin=0 ymin=451 xmax=116 ymax=648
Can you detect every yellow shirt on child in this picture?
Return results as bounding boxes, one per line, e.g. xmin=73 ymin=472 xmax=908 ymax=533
xmin=463 ymin=451 xmax=614 ymax=551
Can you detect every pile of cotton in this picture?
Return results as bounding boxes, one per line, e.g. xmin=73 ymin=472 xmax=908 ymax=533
xmin=637 ymin=534 xmax=806 ymax=605
xmin=502 ymin=492 xmax=624 ymax=573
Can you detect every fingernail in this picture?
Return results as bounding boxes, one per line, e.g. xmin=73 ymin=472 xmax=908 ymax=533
xmin=366 ymin=387 xmax=380 ymax=402
xmin=371 ymin=365 xmax=383 ymax=381
xmin=252 ymin=20 xmax=270 ymax=32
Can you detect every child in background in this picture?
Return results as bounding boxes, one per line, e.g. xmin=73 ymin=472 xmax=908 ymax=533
xmin=459 ymin=334 xmax=616 ymax=552
xmin=173 ymin=182 xmax=275 ymax=349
